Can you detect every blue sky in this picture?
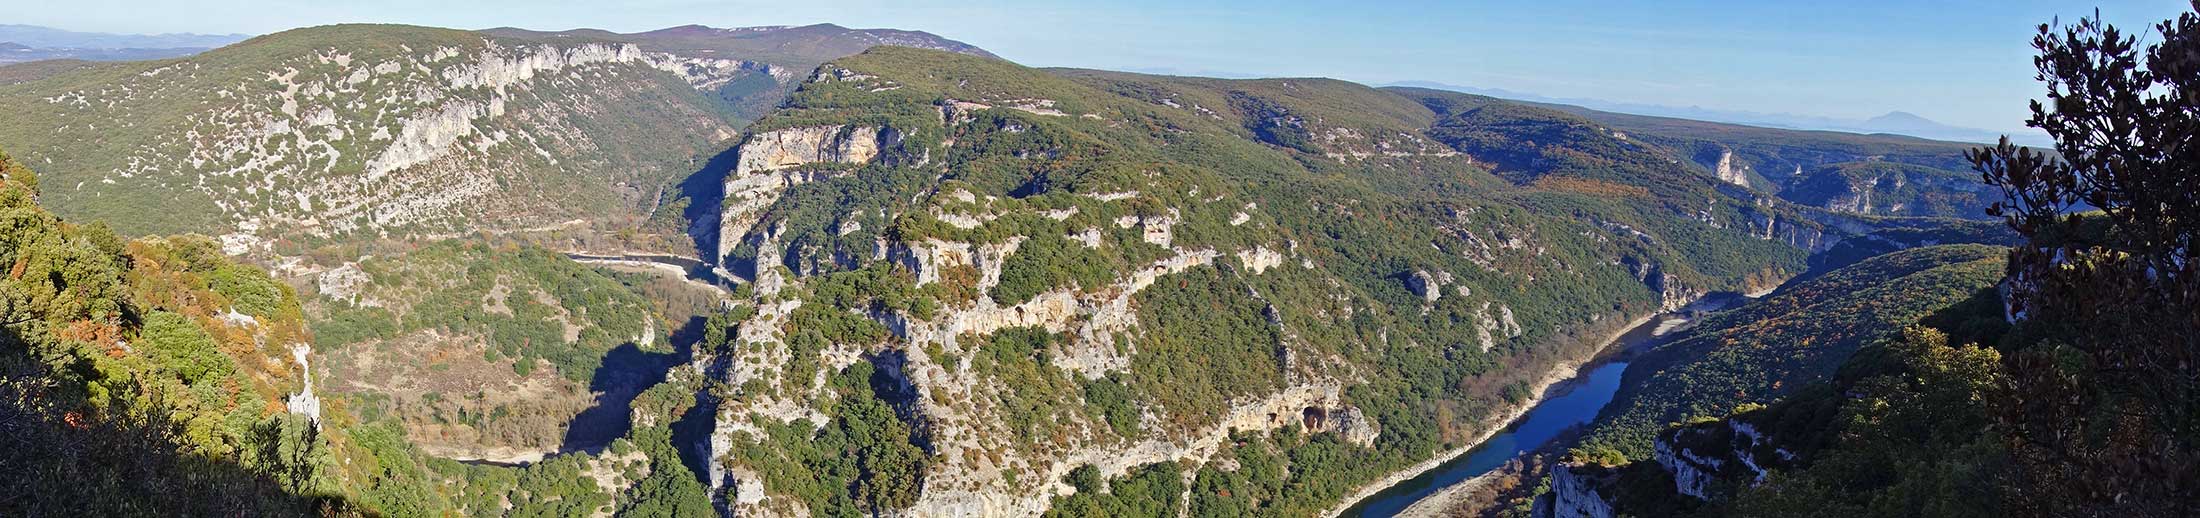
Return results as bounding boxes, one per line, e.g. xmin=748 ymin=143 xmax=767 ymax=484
xmin=14 ymin=0 xmax=2191 ymax=133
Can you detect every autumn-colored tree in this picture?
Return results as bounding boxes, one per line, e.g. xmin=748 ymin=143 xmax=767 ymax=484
xmin=1969 ymin=3 xmax=2200 ymax=516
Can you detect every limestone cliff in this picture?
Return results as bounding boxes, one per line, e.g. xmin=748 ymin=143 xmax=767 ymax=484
xmin=714 ymin=124 xmax=898 ymax=265
xmin=1712 ymin=148 xmax=1752 ymax=188
xmin=0 ymin=25 xmax=783 ymax=260
xmin=679 ymin=48 xmax=1946 ymax=518
xmin=1536 ymin=463 xmax=1618 ymax=518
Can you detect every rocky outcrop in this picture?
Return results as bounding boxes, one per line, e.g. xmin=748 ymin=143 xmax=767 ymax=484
xmin=1475 ymin=302 xmax=1525 ymax=352
xmin=1536 ymin=463 xmax=1618 ymax=518
xmin=1407 ymin=269 xmax=1446 ymax=303
xmin=1314 ymin=406 xmax=1382 ymax=447
xmin=1112 ymin=209 xmax=1180 ymax=248
xmin=1652 ymin=417 xmax=1791 ymax=501
xmin=1744 ymin=209 xmax=1843 ymax=254
xmin=285 ymin=343 xmax=321 ymax=423
xmin=316 ymin=262 xmax=374 ymax=305
xmin=715 ymin=125 xmax=898 ymax=265
xmin=1620 ymin=256 xmax=1701 ymax=312
xmin=1237 ymin=246 xmax=1286 ymax=274
xmin=1713 ymin=149 xmax=1751 ymax=188
xmin=1654 ymin=432 xmax=1723 ymax=500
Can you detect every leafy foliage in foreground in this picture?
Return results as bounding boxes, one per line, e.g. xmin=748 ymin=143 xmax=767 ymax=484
xmin=0 ymin=152 xmax=355 ymax=515
xmin=2 ymin=143 xmax=729 ymax=517
xmin=1966 ymin=4 xmax=2200 ymax=514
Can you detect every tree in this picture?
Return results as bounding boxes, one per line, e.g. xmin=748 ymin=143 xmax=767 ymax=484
xmin=1969 ymin=3 xmax=2200 ymax=515
xmin=616 ymin=428 xmax=714 ymax=518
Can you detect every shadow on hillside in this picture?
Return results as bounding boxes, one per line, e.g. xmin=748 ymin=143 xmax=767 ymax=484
xmin=559 ymin=341 xmax=682 ymax=454
xmin=663 ymin=314 xmax=722 ymax=485
xmin=678 ymin=145 xmax=742 ymax=266
xmin=558 ymin=315 xmax=723 ymax=488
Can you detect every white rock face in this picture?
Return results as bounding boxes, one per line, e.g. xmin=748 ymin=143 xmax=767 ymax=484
xmin=1713 ymin=149 xmax=1751 ymax=188
xmin=1237 ymin=245 xmax=1286 ymax=274
xmin=363 ymin=98 xmax=494 ymax=181
xmin=285 ymin=343 xmax=321 ymax=423
xmin=1655 ymin=434 xmax=1722 ymax=500
xmin=1407 ymin=270 xmax=1444 ymax=302
xmin=1138 ymin=210 xmax=1179 ymax=247
xmin=35 ymin=35 xmax=757 ymax=256
xmin=1474 ymin=302 xmax=1526 ymax=352
xmin=1652 ymin=418 xmax=1787 ymax=502
xmin=1537 ymin=463 xmax=1618 ymax=518
xmin=1069 ymin=228 xmax=1103 ymax=249
xmin=715 ymin=125 xmax=896 ymax=264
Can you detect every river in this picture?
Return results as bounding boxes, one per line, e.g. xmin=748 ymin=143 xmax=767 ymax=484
xmin=564 ymin=251 xmax=730 ymax=288
xmin=557 ymin=249 xmax=1755 ymax=509
xmin=1340 ymin=292 xmax=1755 ymax=517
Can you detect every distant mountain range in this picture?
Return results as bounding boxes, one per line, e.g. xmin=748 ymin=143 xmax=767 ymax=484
xmin=0 ymin=24 xmax=249 ymax=49
xmin=0 ymin=24 xmax=251 ymax=64
xmin=1388 ymin=80 xmax=2053 ymax=148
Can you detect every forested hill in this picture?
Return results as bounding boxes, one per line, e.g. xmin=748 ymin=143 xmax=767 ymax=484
xmin=1525 ymin=242 xmax=2019 ymax=517
xmin=680 ymin=45 xmax=2009 ymax=516
xmin=1388 ymin=87 xmax=2002 ymax=220
xmin=1577 ymin=244 xmax=2009 ymax=460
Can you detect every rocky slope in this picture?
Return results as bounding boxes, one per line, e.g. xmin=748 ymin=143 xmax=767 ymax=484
xmin=0 ymin=23 xmax=992 ymax=270
xmin=678 ymin=47 xmax=1986 ymax=517
xmin=0 ymin=25 xmax=735 ymax=248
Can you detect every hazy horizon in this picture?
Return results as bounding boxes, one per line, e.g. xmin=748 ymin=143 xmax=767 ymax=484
xmin=8 ymin=0 xmax=2189 ymax=137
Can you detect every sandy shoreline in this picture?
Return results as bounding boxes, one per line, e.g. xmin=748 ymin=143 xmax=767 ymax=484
xmin=1319 ymin=311 xmax=1663 ymax=518
xmin=1394 ymin=469 xmax=1505 ymax=518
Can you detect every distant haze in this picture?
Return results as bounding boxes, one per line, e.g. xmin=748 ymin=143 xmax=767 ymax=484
xmin=1389 ymin=80 xmax=2055 ymax=148
xmin=0 ymin=24 xmax=247 ymax=49
xmin=5 ymin=0 xmax=2188 ymax=141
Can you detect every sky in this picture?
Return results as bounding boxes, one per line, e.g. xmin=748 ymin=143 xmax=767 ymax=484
xmin=12 ymin=0 xmax=2193 ymax=134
